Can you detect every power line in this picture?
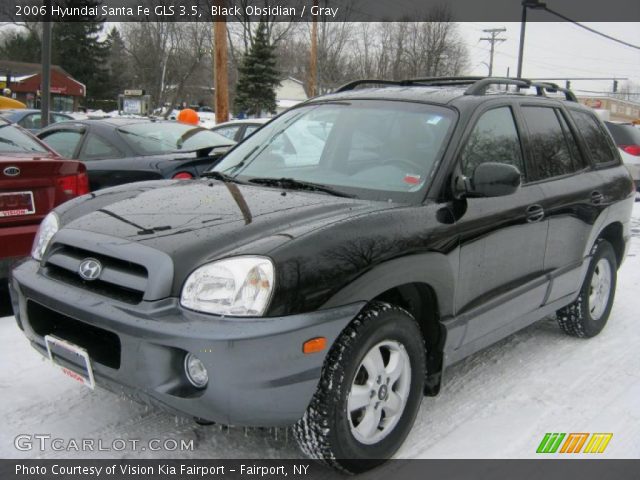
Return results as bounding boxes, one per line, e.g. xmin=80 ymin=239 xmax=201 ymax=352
xmin=543 ymin=7 xmax=640 ymax=51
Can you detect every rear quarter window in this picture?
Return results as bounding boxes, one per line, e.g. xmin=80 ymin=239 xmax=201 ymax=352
xmin=569 ymin=110 xmax=619 ymax=166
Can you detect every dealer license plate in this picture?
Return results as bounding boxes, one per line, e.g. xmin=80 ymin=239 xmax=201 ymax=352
xmin=0 ymin=191 xmax=35 ymax=217
xmin=44 ymin=335 xmax=95 ymax=389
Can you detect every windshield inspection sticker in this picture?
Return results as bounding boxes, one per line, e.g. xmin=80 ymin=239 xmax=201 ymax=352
xmin=404 ymin=174 xmax=422 ymax=185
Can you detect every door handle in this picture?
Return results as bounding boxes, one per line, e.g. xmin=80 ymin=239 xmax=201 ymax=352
xmin=526 ymin=204 xmax=545 ymax=223
xmin=591 ymin=191 xmax=604 ymax=205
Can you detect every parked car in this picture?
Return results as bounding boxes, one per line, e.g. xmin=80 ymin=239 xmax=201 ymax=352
xmin=9 ymin=77 xmax=634 ymax=472
xmin=37 ymin=118 xmax=234 ymax=191
xmin=0 ymin=118 xmax=88 ymax=284
xmin=211 ymin=118 xmax=270 ymax=142
xmin=604 ymin=121 xmax=640 ymax=195
xmin=0 ymin=109 xmax=73 ymax=133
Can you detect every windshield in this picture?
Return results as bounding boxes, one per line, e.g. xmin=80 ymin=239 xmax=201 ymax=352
xmin=0 ymin=124 xmax=49 ymax=154
xmin=117 ymin=122 xmax=232 ymax=155
xmin=213 ymin=100 xmax=455 ymax=202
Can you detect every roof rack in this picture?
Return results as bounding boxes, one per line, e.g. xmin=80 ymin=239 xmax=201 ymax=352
xmin=333 ymin=76 xmax=577 ymax=102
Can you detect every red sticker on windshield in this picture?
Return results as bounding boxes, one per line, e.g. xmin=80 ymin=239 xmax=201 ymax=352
xmin=403 ymin=174 xmax=421 ymax=185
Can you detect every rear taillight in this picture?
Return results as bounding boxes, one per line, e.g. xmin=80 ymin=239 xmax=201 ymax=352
xmin=621 ymin=145 xmax=640 ymax=156
xmin=56 ymin=173 xmax=90 ymax=196
xmin=173 ymin=172 xmax=194 ymax=180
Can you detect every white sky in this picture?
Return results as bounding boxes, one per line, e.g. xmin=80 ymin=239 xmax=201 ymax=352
xmin=458 ymin=22 xmax=640 ymax=97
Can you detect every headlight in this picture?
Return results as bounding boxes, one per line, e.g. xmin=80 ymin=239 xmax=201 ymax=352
xmin=31 ymin=212 xmax=59 ymax=261
xmin=180 ymin=256 xmax=275 ymax=317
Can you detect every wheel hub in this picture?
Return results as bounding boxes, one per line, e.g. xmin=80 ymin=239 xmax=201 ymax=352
xmin=347 ymin=340 xmax=412 ymax=445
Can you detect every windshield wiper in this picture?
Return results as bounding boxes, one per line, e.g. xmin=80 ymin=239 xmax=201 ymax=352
xmin=248 ymin=177 xmax=354 ymax=198
xmin=201 ymin=171 xmax=247 ymax=184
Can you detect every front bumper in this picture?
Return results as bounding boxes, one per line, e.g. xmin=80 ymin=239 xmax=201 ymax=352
xmin=10 ymin=259 xmax=364 ymax=426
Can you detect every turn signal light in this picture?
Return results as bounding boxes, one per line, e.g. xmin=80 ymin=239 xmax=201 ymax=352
xmin=303 ymin=337 xmax=327 ymax=354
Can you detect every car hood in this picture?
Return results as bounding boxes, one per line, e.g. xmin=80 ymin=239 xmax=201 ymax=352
xmin=61 ymin=179 xmax=396 ymax=279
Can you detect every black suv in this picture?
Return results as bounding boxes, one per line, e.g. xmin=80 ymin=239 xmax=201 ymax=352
xmin=9 ymin=77 xmax=634 ymax=472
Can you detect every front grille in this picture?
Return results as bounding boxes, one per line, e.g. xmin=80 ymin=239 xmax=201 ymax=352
xmin=27 ymin=300 xmax=121 ymax=369
xmin=44 ymin=244 xmax=147 ymax=304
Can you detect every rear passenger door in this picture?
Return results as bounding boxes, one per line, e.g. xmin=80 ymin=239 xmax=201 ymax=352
xmin=518 ymin=104 xmax=604 ymax=304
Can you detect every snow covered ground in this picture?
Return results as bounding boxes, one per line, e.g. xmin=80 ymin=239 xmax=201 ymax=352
xmin=1 ymin=205 xmax=639 ymax=460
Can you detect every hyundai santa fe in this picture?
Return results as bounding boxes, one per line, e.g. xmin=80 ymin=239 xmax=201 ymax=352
xmin=9 ymin=77 xmax=634 ymax=472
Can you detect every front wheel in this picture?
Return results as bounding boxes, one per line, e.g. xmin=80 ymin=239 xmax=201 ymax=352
xmin=293 ymin=302 xmax=426 ymax=473
xmin=556 ymin=239 xmax=617 ymax=338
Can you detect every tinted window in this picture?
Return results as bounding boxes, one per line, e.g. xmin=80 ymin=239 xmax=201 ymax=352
xmin=214 ymin=126 xmax=240 ymax=140
xmin=82 ymin=133 xmax=122 ymax=160
xmin=605 ymin=122 xmax=640 ymax=146
xmin=19 ymin=113 xmax=42 ymax=130
xmin=243 ymin=125 xmax=260 ymax=138
xmin=40 ymin=130 xmax=83 ymax=158
xmin=461 ymin=107 xmax=524 ymax=178
xmin=118 ymin=122 xmax=231 ymax=155
xmin=522 ymin=106 xmax=578 ymax=179
xmin=214 ymin=101 xmax=455 ymax=202
xmin=0 ymin=123 xmax=48 ymax=153
xmin=570 ymin=110 xmax=618 ymax=165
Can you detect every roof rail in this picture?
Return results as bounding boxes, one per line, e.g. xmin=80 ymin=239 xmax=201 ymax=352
xmin=464 ymin=77 xmax=531 ymax=95
xmin=335 ymin=79 xmax=411 ymax=92
xmin=529 ymin=81 xmax=578 ymax=102
xmin=333 ymin=76 xmax=578 ymax=102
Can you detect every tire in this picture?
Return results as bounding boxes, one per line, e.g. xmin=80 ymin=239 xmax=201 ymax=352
xmin=293 ymin=302 xmax=426 ymax=473
xmin=556 ymin=239 xmax=617 ymax=338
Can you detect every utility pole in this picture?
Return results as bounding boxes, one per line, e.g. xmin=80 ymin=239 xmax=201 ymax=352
xmin=517 ymin=0 xmax=546 ymax=79
xmin=307 ymin=0 xmax=318 ymax=97
xmin=213 ymin=0 xmax=229 ymax=124
xmin=480 ymin=28 xmax=506 ymax=77
xmin=41 ymin=0 xmax=52 ymax=126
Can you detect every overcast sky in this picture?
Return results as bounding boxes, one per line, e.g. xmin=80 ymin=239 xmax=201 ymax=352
xmin=457 ymin=22 xmax=640 ymax=97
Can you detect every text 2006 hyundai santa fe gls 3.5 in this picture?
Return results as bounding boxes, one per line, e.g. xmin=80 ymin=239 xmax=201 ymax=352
xmin=9 ymin=78 xmax=634 ymax=472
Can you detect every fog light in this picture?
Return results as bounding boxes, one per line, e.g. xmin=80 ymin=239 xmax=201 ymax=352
xmin=184 ymin=353 xmax=208 ymax=388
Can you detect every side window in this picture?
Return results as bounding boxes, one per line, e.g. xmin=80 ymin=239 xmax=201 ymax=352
xmin=460 ymin=107 xmax=524 ymax=178
xmin=52 ymin=114 xmax=70 ymax=124
xmin=522 ymin=106 xmax=577 ymax=180
xmin=569 ymin=110 xmax=619 ymax=165
xmin=39 ymin=130 xmax=83 ymax=158
xmin=82 ymin=133 xmax=122 ymax=160
xmin=556 ymin=110 xmax=586 ymax=169
xmin=19 ymin=113 xmax=41 ymax=130
xmin=243 ymin=125 xmax=259 ymax=139
xmin=214 ymin=126 xmax=240 ymax=140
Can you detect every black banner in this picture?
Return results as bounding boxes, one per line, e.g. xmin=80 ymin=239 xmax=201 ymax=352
xmin=2 ymin=0 xmax=640 ymax=22
xmin=1 ymin=459 xmax=640 ymax=480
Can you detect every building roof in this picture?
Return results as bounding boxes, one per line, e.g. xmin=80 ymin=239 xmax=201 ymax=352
xmin=0 ymin=60 xmax=71 ymax=77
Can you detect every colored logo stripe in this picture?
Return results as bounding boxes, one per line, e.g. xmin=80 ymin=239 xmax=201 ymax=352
xmin=560 ymin=433 xmax=589 ymax=453
xmin=537 ymin=433 xmax=613 ymax=454
xmin=537 ymin=433 xmax=566 ymax=453
xmin=583 ymin=433 xmax=613 ymax=453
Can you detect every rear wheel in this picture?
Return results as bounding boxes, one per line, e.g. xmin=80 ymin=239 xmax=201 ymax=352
xmin=293 ymin=302 xmax=426 ymax=473
xmin=556 ymin=239 xmax=617 ymax=338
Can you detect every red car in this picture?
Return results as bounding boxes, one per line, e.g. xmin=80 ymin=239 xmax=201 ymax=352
xmin=0 ymin=118 xmax=89 ymax=283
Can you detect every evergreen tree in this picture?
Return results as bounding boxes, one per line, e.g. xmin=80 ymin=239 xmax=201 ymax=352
xmin=234 ymin=21 xmax=280 ymax=117
xmin=104 ymin=26 xmax=132 ymax=99
xmin=52 ymin=0 xmax=109 ymax=106
xmin=0 ymin=30 xmax=41 ymax=63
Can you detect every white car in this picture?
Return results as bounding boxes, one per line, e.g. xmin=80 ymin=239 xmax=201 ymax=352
xmin=605 ymin=121 xmax=640 ymax=199
xmin=211 ymin=118 xmax=271 ymax=142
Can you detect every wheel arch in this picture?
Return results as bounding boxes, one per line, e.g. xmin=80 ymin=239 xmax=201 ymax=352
xmin=596 ymin=221 xmax=625 ymax=268
xmin=321 ymin=252 xmax=455 ymax=395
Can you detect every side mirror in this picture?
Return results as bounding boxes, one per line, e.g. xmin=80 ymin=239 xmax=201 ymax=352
xmin=465 ymin=162 xmax=522 ymax=197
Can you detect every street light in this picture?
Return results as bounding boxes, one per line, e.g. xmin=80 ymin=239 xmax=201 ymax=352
xmin=516 ymin=0 xmax=546 ymax=79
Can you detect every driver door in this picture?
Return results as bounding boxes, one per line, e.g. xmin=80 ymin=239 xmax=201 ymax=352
xmin=453 ymin=105 xmax=549 ymax=348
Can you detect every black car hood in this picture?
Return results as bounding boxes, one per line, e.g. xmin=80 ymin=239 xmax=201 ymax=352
xmin=63 ymin=179 xmax=395 ymax=268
